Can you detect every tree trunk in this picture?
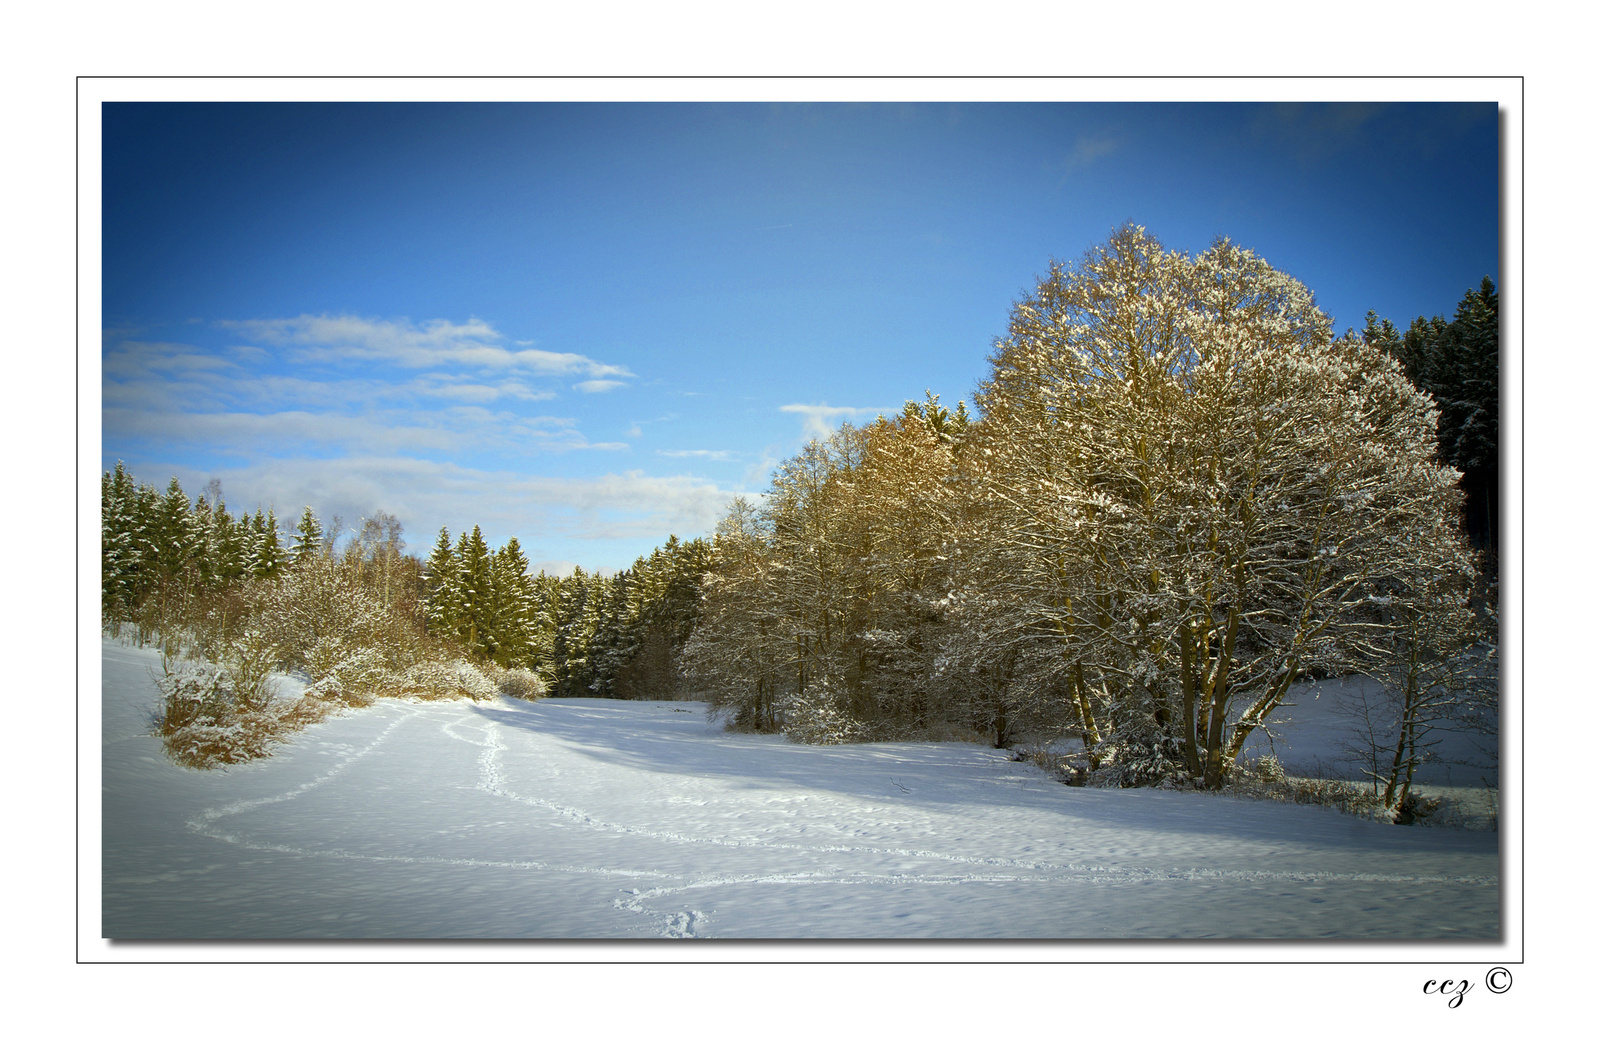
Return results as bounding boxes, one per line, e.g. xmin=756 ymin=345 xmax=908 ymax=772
xmin=1201 ymin=607 xmax=1239 ymax=789
xmin=1179 ymin=618 xmax=1203 ymax=777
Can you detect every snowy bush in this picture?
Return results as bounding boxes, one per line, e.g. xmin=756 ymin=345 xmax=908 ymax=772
xmin=782 ymin=680 xmax=873 ymax=745
xmin=304 ymin=639 xmax=396 ymax=706
xmin=1393 ymin=790 xmax=1443 ymax=825
xmin=1222 ymin=753 xmax=1386 ymax=819
xmin=396 ymin=659 xmax=500 ymax=701
xmin=221 ymin=623 xmax=282 ymax=712
xmin=1249 ymin=754 xmax=1288 ymax=785
xmin=488 ymin=664 xmax=546 ymax=700
xmin=259 ymin=555 xmax=411 ymax=670
xmin=153 ymin=658 xmax=317 ymax=769
xmin=155 ymin=661 xmax=235 ymax=733
xmin=1081 ymin=733 xmax=1196 ymax=790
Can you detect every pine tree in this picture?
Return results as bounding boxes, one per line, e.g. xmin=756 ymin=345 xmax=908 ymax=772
xmin=152 ymin=477 xmax=199 ymax=583
xmin=211 ymin=497 xmax=245 ymax=585
xmin=291 ymin=506 xmax=324 ymax=565
xmin=488 ymin=536 xmax=536 ymax=667
xmin=551 ymin=567 xmax=592 ymax=696
xmin=101 ymin=462 xmax=143 ymax=623
xmin=527 ymin=571 xmax=563 ymax=680
xmin=425 ymin=526 xmax=464 ymax=640
xmin=455 ymin=526 xmax=494 ymax=655
xmin=258 ymin=509 xmax=290 ymax=577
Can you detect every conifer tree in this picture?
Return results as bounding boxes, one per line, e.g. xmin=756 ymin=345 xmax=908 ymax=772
xmin=527 ymin=571 xmax=563 ymax=679
xmin=425 ymin=526 xmax=464 ymax=640
xmin=101 ymin=463 xmax=143 ymax=622
xmin=258 ymin=509 xmax=289 ymax=577
xmin=152 ymin=478 xmax=191 ymax=577
xmin=210 ymin=497 xmax=245 ymax=585
xmin=551 ymin=567 xmax=592 ymax=696
xmin=488 ymin=536 xmax=536 ymax=667
xmin=291 ymin=506 xmax=324 ymax=564
xmin=455 ymin=526 xmax=494 ymax=655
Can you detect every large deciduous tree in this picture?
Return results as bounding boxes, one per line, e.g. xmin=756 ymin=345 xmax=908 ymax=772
xmin=968 ymin=226 xmax=1476 ymax=787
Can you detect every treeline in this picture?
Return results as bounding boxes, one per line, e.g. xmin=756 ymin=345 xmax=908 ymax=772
xmin=102 ymin=463 xmax=296 ymax=628
xmin=101 ymin=464 xmax=710 ymax=705
xmin=1363 ymin=277 xmax=1500 ymax=558
xmin=422 ymin=526 xmax=711 ymax=698
xmin=683 ymin=227 xmax=1497 ymax=805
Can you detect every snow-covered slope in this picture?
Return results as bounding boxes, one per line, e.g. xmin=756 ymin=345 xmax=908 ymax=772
xmin=101 ymin=641 xmax=1497 ymax=939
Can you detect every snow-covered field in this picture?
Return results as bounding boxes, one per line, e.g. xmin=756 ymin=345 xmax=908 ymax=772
xmin=100 ymin=640 xmax=1498 ymax=940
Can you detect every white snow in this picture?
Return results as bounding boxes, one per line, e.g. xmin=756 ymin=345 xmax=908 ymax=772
xmin=100 ymin=640 xmax=1498 ymax=940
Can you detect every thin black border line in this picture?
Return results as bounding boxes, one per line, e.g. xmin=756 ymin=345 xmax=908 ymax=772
xmin=75 ymin=72 xmax=80 ymax=965
xmin=1517 ymin=72 xmax=1524 ymax=962
xmin=77 ymin=74 xmax=1521 ymax=80
xmin=78 ymin=78 xmax=1523 ymax=966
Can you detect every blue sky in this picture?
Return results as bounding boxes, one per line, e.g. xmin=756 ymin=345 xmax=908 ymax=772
xmin=100 ymin=101 xmax=1500 ymax=573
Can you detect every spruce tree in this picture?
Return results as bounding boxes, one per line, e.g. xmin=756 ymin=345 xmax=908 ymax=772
xmin=425 ymin=526 xmax=464 ymax=640
xmin=488 ymin=537 xmax=536 ymax=667
xmin=258 ymin=509 xmax=290 ymax=577
xmin=551 ymin=568 xmax=594 ymax=696
xmin=153 ymin=477 xmax=199 ymax=584
xmin=291 ymin=506 xmax=324 ymax=564
xmin=211 ymin=497 xmax=245 ymax=585
xmin=101 ymin=463 xmax=142 ymax=623
xmin=456 ymin=526 xmax=494 ymax=655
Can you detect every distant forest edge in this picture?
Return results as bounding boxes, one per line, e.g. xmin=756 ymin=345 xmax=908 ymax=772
xmin=101 ymin=228 xmax=1499 ymax=810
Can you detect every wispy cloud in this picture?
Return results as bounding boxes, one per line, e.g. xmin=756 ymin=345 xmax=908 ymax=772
xmin=744 ymin=446 xmax=784 ymax=487
xmin=102 ymin=315 xmax=640 ymax=465
xmin=104 ymin=359 xmax=620 ymax=462
xmin=658 ymin=449 xmax=739 ymax=462
xmin=1248 ymin=103 xmax=1390 ymax=165
xmin=780 ymin=402 xmax=888 ymax=441
xmin=574 ymin=379 xmax=628 ymax=394
xmin=406 ymin=374 xmax=557 ymax=404
xmin=158 ymin=456 xmax=740 ymax=551
xmin=102 ymin=315 xmax=687 ymax=565
xmin=219 ymin=314 xmax=633 ymax=379
xmin=1059 ymin=132 xmax=1123 ymax=176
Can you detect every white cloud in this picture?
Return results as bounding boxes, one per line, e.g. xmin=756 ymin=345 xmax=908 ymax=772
xmin=228 ymin=345 xmax=272 ymax=364
xmin=100 ymin=318 xmax=684 ymax=567
xmin=779 ymin=402 xmax=888 ymax=440
xmin=744 ymin=446 xmax=784 ymax=487
xmin=102 ymin=392 xmax=623 ymax=459
xmin=218 ymin=314 xmax=633 ymax=380
xmin=658 ymin=449 xmax=739 ymax=462
xmin=406 ymin=374 xmax=558 ymax=404
xmin=102 ymin=324 xmax=628 ymax=459
xmin=153 ymin=456 xmax=739 ymax=562
xmin=102 ymin=406 xmax=471 ymax=457
xmin=103 ymin=340 xmax=240 ymax=381
xmin=1060 ymin=132 xmax=1123 ymax=174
